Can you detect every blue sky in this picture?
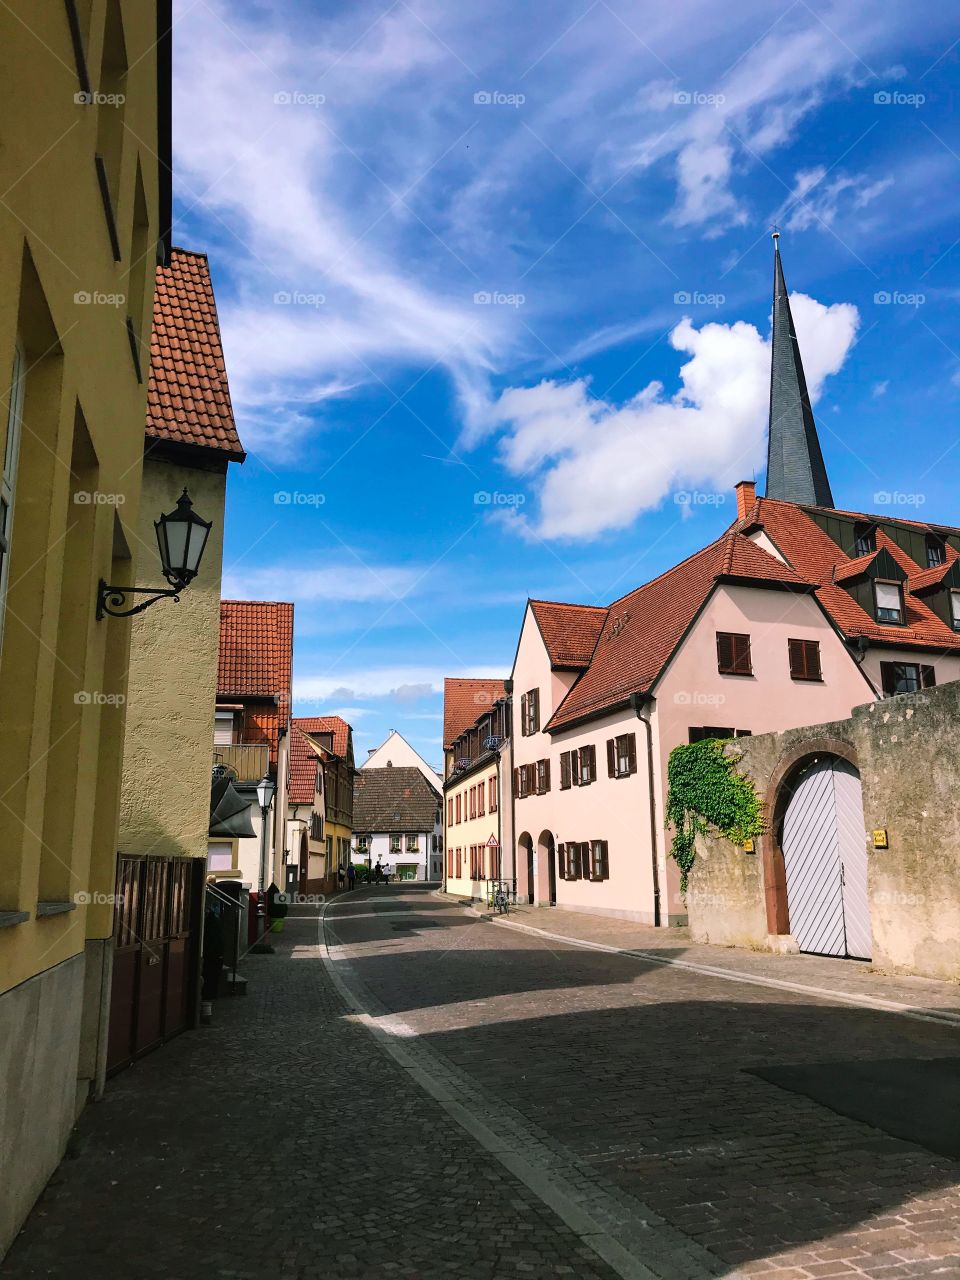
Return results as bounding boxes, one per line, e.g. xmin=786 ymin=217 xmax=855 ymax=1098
xmin=172 ymin=0 xmax=960 ymax=770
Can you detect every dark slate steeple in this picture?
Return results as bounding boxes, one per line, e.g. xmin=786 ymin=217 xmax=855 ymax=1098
xmin=765 ymin=232 xmax=834 ymax=508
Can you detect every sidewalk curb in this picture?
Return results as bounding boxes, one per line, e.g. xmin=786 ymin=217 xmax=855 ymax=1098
xmin=491 ymin=916 xmax=960 ymax=1029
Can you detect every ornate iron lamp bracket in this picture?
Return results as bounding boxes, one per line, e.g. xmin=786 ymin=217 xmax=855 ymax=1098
xmin=96 ymin=577 xmax=185 ymax=620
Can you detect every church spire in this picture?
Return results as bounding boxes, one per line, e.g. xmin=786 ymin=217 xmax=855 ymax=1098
xmin=765 ymin=232 xmax=834 ymax=508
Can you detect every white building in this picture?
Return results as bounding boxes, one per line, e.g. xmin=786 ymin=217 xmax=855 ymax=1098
xmin=360 ymin=729 xmax=442 ymax=788
xmin=352 ymin=765 xmax=443 ymax=881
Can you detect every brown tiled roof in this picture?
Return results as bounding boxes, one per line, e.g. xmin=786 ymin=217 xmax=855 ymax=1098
xmin=353 ymin=766 xmax=441 ymax=834
xmin=443 ymin=678 xmax=508 ymax=749
xmin=146 ymin=248 xmax=245 ymax=460
xmin=294 ymin=716 xmax=351 ymax=761
xmin=288 ymin=725 xmax=323 ymax=805
xmin=218 ymin=601 xmax=293 ymax=761
xmin=530 ymin=600 xmax=607 ymax=668
xmin=753 ymin=499 xmax=960 ymax=652
xmin=546 ymin=532 xmax=809 ymax=731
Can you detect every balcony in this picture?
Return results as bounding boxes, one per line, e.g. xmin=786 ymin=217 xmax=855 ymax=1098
xmin=213 ymin=743 xmax=270 ymax=783
xmin=482 ymin=735 xmax=503 ymax=752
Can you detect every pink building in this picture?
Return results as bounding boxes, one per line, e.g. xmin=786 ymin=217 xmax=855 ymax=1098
xmin=510 ymin=240 xmax=960 ymax=926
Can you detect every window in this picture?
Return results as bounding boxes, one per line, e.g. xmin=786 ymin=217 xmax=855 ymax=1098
xmin=874 ymin=580 xmax=904 ymax=624
xmin=447 ymin=798 xmax=453 ymax=826
xmin=469 ymin=786 xmax=476 ymax=820
xmin=536 ymin=758 xmax=551 ymax=794
xmin=310 ymin=813 xmax=323 ymax=841
xmin=606 ymin=733 xmax=637 ymax=778
xmin=489 ymin=775 xmax=497 ymax=812
xmin=477 ymin=783 xmax=485 ymax=816
xmin=880 ymin=662 xmax=935 ymax=696
xmin=952 ymin=591 xmax=960 ymax=632
xmin=447 ymin=847 xmax=454 ymax=877
xmin=560 ymin=752 xmax=571 ymax=789
xmin=390 ymin=834 xmax=401 ymax=853
xmin=788 ymin=638 xmax=822 ymax=681
xmin=0 ymin=339 xmax=24 ymax=651
xmin=717 ymin=631 xmax=752 ymax=675
xmin=455 ymin=847 xmax=461 ymax=878
xmin=514 ymin=764 xmax=534 ymax=798
xmin=357 ymin=835 xmax=368 ymax=851
xmin=455 ymin=793 xmax=461 ymax=823
xmin=854 ymin=522 xmax=876 ymax=557
xmin=406 ymin=835 xmax=419 ymax=852
xmin=688 ymin=726 xmax=735 ymax=743
xmin=213 ymin=709 xmax=235 ymax=745
xmin=577 ymin=744 xmax=596 ymax=786
xmin=587 ymin=840 xmax=609 ymax=882
xmin=326 ymin=835 xmax=333 ymax=858
xmin=926 ymin=536 xmax=946 ymax=568
xmin=520 ymin=688 xmax=540 ymax=735
xmin=207 ymin=842 xmax=234 ymax=871
xmin=558 ymin=843 xmax=581 ymax=881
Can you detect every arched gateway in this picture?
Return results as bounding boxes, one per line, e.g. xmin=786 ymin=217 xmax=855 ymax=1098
xmin=777 ymin=754 xmax=871 ymax=959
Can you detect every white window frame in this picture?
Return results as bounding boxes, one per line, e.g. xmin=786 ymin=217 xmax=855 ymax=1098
xmin=0 ymin=339 xmax=25 ymax=653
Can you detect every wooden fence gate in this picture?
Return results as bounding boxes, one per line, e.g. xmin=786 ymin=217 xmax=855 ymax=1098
xmin=107 ymin=855 xmax=205 ymax=1075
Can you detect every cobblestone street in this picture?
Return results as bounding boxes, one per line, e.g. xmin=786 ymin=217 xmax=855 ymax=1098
xmin=4 ymin=887 xmax=960 ymax=1279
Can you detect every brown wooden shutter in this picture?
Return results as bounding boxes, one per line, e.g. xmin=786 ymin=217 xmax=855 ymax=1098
xmin=788 ymin=638 xmax=802 ymax=678
xmin=560 ymin=752 xmax=571 ymax=789
xmin=543 ymin=759 xmax=551 ymax=792
xmin=588 ymin=744 xmax=597 ymax=782
xmin=606 ymin=738 xmax=616 ymax=776
xmin=921 ymin=664 xmax=936 ymax=689
xmin=520 ymin=693 xmax=528 ymax=734
xmin=530 ymin=688 xmax=539 ymax=732
xmin=571 ymin=749 xmax=580 ymax=785
xmin=626 ymin=734 xmax=637 ymax=775
xmin=513 ymin=767 xmax=520 ymax=798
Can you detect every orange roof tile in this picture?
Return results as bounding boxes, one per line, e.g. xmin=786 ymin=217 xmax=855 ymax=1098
xmin=443 ymin=677 xmax=508 ymax=749
xmin=529 ymin=600 xmax=607 ymax=668
xmin=546 ymin=532 xmax=808 ymax=731
xmin=293 ymin=716 xmax=352 ymax=761
xmin=217 ymin=600 xmax=293 ymax=763
xmin=146 ymin=248 xmax=245 ymax=460
xmin=754 ymin=498 xmax=960 ymax=652
xmin=288 ymin=724 xmax=323 ymax=805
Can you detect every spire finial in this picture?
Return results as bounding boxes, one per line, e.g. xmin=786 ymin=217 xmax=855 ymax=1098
xmin=771 ymin=224 xmax=780 ymax=247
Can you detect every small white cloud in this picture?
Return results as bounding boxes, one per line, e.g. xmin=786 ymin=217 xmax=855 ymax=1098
xmin=872 ymin=380 xmax=889 ymax=398
xmin=489 ymin=291 xmax=859 ymax=541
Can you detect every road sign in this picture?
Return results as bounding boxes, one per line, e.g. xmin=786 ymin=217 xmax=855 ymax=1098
xmin=486 ymin=834 xmax=499 ymax=848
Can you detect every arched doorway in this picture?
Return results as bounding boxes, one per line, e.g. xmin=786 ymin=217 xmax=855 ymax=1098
xmin=536 ymin=830 xmax=557 ymax=907
xmin=517 ymin=832 xmax=534 ymax=904
xmin=778 ymin=754 xmax=871 ymax=959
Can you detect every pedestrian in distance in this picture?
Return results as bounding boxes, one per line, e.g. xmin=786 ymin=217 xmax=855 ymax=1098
xmin=347 ymin=862 xmax=356 ymax=890
xmin=337 ymin=863 xmax=345 ymax=890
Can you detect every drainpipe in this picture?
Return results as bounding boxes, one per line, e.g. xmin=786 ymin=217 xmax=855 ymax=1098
xmin=631 ymin=692 xmax=661 ymax=928
xmin=504 ymin=679 xmax=515 ymax=892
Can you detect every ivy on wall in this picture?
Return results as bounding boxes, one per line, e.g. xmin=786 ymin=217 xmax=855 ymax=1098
xmin=665 ymin=739 xmax=764 ymax=894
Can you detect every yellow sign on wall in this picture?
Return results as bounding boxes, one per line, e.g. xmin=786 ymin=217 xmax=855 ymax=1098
xmin=872 ymin=828 xmax=889 ymax=849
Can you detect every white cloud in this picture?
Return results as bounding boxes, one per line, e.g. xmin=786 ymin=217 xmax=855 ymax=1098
xmin=779 ymin=167 xmax=895 ymax=232
xmin=490 ymin=291 xmax=859 ymax=540
xmin=221 ymin=563 xmax=421 ymax=604
xmin=294 ymin=664 xmax=504 ymax=702
xmin=872 ymin=380 xmax=889 ymax=397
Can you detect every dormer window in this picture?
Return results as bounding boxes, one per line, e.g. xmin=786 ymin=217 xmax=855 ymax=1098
xmin=951 ymin=590 xmax=960 ymax=631
xmin=926 ymin=535 xmax=946 ymax=568
xmin=854 ymin=522 xmax=876 ymax=557
xmin=874 ymin=580 xmax=904 ymax=624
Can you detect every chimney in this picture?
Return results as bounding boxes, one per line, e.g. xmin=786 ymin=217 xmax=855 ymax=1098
xmin=735 ymin=479 xmax=756 ymax=521
xmin=367 ymin=748 xmax=376 ymax=756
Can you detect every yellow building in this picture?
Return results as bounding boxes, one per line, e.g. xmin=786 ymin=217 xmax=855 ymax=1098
xmin=0 ymin=0 xmax=171 ymax=1256
xmin=294 ymin=716 xmax=355 ymax=889
xmin=110 ymin=248 xmax=245 ymax=1074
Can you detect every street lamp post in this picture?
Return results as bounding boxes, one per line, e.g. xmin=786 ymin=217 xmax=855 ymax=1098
xmin=256 ymin=772 xmax=276 ymax=926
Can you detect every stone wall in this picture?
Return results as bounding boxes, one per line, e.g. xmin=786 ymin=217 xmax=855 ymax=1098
xmin=685 ymin=682 xmax=960 ymax=981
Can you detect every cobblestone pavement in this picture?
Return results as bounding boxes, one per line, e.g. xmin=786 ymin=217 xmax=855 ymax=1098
xmin=324 ymin=888 xmax=960 ymax=1279
xmin=1 ymin=891 xmax=617 ymax=1280
xmin=5 ymin=887 xmax=960 ymax=1280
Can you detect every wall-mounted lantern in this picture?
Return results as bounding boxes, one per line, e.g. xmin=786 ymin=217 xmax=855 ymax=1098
xmin=97 ymin=489 xmax=212 ymax=619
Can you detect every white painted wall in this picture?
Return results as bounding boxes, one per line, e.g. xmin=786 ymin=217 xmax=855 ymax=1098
xmin=360 ymin=730 xmax=442 ymax=787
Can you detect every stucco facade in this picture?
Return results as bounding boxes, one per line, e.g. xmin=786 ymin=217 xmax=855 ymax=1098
xmin=444 ymin=741 xmax=512 ymax=897
xmin=0 ymin=0 xmax=169 ymax=1256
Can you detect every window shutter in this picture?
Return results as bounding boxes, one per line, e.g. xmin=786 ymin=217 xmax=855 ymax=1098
xmin=588 ymin=744 xmax=597 ymax=781
xmin=717 ymin=631 xmax=733 ymax=672
xmin=598 ymin=840 xmax=609 ymax=879
xmin=571 ymin=750 xmax=580 ymax=786
xmin=513 ymin=767 xmax=520 ymax=798
xmin=560 ymin=752 xmax=571 ymax=789
xmin=788 ymin=638 xmax=801 ymax=678
xmin=880 ymin=662 xmax=896 ymax=696
xmin=921 ymin=664 xmax=936 ymax=689
xmin=607 ymin=738 xmax=616 ymax=777
xmin=520 ymin=692 xmax=528 ymax=734
xmin=626 ymin=734 xmax=637 ymax=775
xmin=530 ymin=688 xmax=539 ymax=732
xmin=734 ymin=634 xmax=751 ymax=673
xmin=543 ymin=759 xmax=550 ymax=792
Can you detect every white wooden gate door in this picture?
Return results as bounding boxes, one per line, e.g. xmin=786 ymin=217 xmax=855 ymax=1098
xmin=781 ymin=756 xmax=871 ymax=959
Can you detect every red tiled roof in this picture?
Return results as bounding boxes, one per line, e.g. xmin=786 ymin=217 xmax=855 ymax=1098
xmin=146 ymin=248 xmax=245 ymax=460
xmin=217 ymin=601 xmax=293 ymax=762
xmin=530 ymin=600 xmax=607 ymax=668
xmin=546 ymin=532 xmax=809 ymax=731
xmin=443 ymin=677 xmax=508 ymax=749
xmin=293 ymin=716 xmax=352 ymax=761
xmin=753 ymin=498 xmax=960 ymax=652
xmin=288 ymin=724 xmax=323 ymax=805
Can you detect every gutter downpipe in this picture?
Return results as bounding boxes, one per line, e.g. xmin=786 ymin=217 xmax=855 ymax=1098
xmin=504 ymin=680 xmax=515 ymax=892
xmin=631 ymin=692 xmax=661 ymax=928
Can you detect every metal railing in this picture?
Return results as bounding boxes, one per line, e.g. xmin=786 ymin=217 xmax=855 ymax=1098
xmin=485 ymin=878 xmax=517 ymax=913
